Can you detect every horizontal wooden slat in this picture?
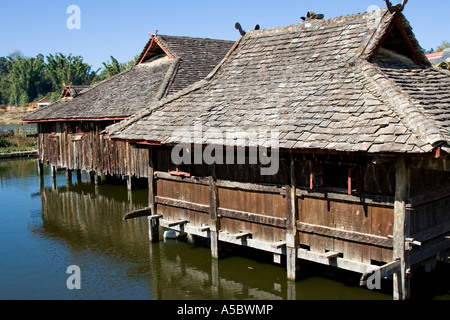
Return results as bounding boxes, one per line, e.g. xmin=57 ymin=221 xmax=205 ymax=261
xmin=154 ymin=171 xmax=210 ymax=185
xmin=296 ymin=188 xmax=394 ymax=207
xmin=411 ymin=220 xmax=450 ymax=243
xmin=218 ymin=208 xmax=287 ymax=228
xmin=297 ymin=222 xmax=393 ymax=248
xmin=216 ymin=179 xmax=285 ymax=194
xmin=155 ymin=196 xmax=210 ymax=213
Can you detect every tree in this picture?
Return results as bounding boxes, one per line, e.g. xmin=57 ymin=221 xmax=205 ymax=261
xmin=19 ymin=91 xmax=29 ymax=109
xmin=102 ymin=56 xmax=125 ymax=77
xmin=96 ymin=55 xmax=137 ymax=82
xmin=45 ymin=53 xmax=99 ymax=93
xmin=436 ymin=41 xmax=450 ymax=52
xmin=8 ymin=55 xmax=46 ymax=105
xmin=0 ymin=57 xmax=11 ymax=105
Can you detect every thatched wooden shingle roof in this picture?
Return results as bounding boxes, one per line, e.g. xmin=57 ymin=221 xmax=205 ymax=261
xmin=107 ymin=8 xmax=450 ymax=155
xmin=23 ymin=35 xmax=235 ymax=122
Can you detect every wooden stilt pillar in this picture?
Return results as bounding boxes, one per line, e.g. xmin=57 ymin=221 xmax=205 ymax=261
xmin=209 ymin=164 xmax=221 ymax=259
xmin=37 ymin=160 xmax=44 ymax=176
xmin=51 ymin=165 xmax=57 ymax=190
xmin=51 ymin=165 xmax=57 ymax=177
xmin=66 ymin=169 xmax=72 ymax=183
xmin=286 ymin=153 xmax=299 ymax=280
xmin=148 ymin=147 xmax=159 ymax=243
xmin=211 ymin=258 xmax=220 ymax=295
xmin=90 ymin=171 xmax=104 ymax=185
xmin=287 ymin=277 xmax=297 ymax=300
xmin=76 ymin=170 xmax=82 ymax=183
xmin=125 ymin=176 xmax=131 ymax=191
xmin=393 ymin=158 xmax=411 ymax=300
xmin=89 ymin=171 xmax=96 ymax=183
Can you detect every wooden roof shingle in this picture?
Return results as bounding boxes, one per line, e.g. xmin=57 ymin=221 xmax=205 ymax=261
xmin=23 ymin=35 xmax=235 ymax=122
xmin=108 ymin=9 xmax=450 ymax=155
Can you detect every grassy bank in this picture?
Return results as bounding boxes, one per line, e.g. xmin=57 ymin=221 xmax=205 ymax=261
xmin=0 ymin=109 xmax=34 ymax=125
xmin=0 ymin=132 xmax=37 ymax=154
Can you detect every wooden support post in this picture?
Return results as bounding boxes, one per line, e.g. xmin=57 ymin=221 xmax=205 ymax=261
xmin=51 ymin=165 xmax=57 ymax=190
xmin=286 ymin=153 xmax=299 ymax=280
xmin=89 ymin=171 xmax=96 ymax=184
xmin=51 ymin=164 xmax=57 ymax=178
xmin=209 ymin=163 xmax=221 ymax=259
xmin=37 ymin=160 xmax=44 ymax=176
xmin=66 ymin=169 xmax=72 ymax=183
xmin=168 ymin=220 xmax=189 ymax=227
xmin=148 ymin=147 xmax=159 ymax=243
xmin=126 ymin=175 xmax=138 ymax=191
xmin=393 ymin=158 xmax=410 ymax=300
xmin=126 ymin=175 xmax=132 ymax=191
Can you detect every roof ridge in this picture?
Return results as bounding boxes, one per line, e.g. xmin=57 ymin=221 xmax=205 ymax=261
xmin=156 ymin=34 xmax=235 ymax=42
xmin=357 ymin=59 xmax=449 ymax=149
xmin=244 ymin=7 xmax=391 ymax=37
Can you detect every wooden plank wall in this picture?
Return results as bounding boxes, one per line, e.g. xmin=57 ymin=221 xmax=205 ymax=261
xmin=297 ymin=196 xmax=394 ymax=264
xmin=38 ymin=122 xmax=149 ymax=178
xmin=150 ymin=149 xmax=399 ymax=265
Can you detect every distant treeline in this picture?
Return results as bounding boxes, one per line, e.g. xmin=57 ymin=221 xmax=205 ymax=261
xmin=0 ymin=51 xmax=137 ymax=107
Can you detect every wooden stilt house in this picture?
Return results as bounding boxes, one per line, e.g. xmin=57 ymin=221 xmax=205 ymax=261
xmin=107 ymin=7 xmax=450 ymax=299
xmin=23 ymin=34 xmax=234 ymax=188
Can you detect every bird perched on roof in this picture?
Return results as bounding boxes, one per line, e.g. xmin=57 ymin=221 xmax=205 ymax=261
xmin=301 ymin=11 xmax=325 ymax=22
xmin=235 ymin=23 xmax=261 ymax=36
xmin=385 ymin=0 xmax=408 ymax=13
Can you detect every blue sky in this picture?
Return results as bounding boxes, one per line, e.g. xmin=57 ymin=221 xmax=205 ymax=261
xmin=0 ymin=0 xmax=448 ymax=70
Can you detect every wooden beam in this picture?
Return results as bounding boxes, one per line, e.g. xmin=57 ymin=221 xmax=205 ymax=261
xmin=209 ymin=164 xmax=221 ymax=259
xmin=168 ymin=220 xmax=189 ymax=227
xmin=286 ymin=153 xmax=299 ymax=280
xmin=360 ymin=260 xmax=401 ymax=286
xmin=148 ymin=147 xmax=159 ymax=242
xmin=123 ymin=208 xmax=152 ymax=220
xmin=297 ymin=222 xmax=393 ymax=248
xmin=324 ymin=252 xmax=341 ymax=259
xmin=232 ymin=232 xmax=252 ymax=240
xmin=155 ymin=196 xmax=210 ymax=214
xmin=218 ymin=208 xmax=286 ymax=228
xmin=216 ymin=180 xmax=285 ymax=195
xmin=411 ymin=220 xmax=450 ymax=244
xmin=296 ymin=188 xmax=394 ymax=208
xmin=272 ymin=241 xmax=287 ymax=249
xmin=410 ymin=238 xmax=450 ymax=266
xmin=393 ymin=158 xmax=410 ymax=300
xmin=155 ymin=171 xmax=210 ymax=186
xmin=297 ymin=248 xmax=375 ymax=274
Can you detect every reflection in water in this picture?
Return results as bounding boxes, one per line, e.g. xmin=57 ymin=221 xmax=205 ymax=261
xmin=33 ymin=166 xmax=393 ymax=300
xmin=4 ymin=160 xmax=447 ymax=300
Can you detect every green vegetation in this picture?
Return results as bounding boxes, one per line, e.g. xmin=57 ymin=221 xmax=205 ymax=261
xmin=0 ymin=132 xmax=37 ymax=154
xmin=0 ymin=51 xmax=136 ymax=107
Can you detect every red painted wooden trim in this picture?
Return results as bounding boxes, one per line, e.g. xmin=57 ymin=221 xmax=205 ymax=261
xmin=138 ymin=36 xmax=155 ymax=65
xmin=23 ymin=117 xmax=127 ymax=123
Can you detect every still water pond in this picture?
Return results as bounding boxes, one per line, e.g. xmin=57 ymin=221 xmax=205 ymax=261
xmin=0 ymin=159 xmax=447 ymax=300
xmin=0 ymin=123 xmax=36 ymax=133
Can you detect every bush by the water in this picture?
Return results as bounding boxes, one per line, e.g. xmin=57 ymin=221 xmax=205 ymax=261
xmin=0 ymin=136 xmax=11 ymax=148
xmin=0 ymin=132 xmax=36 ymax=153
